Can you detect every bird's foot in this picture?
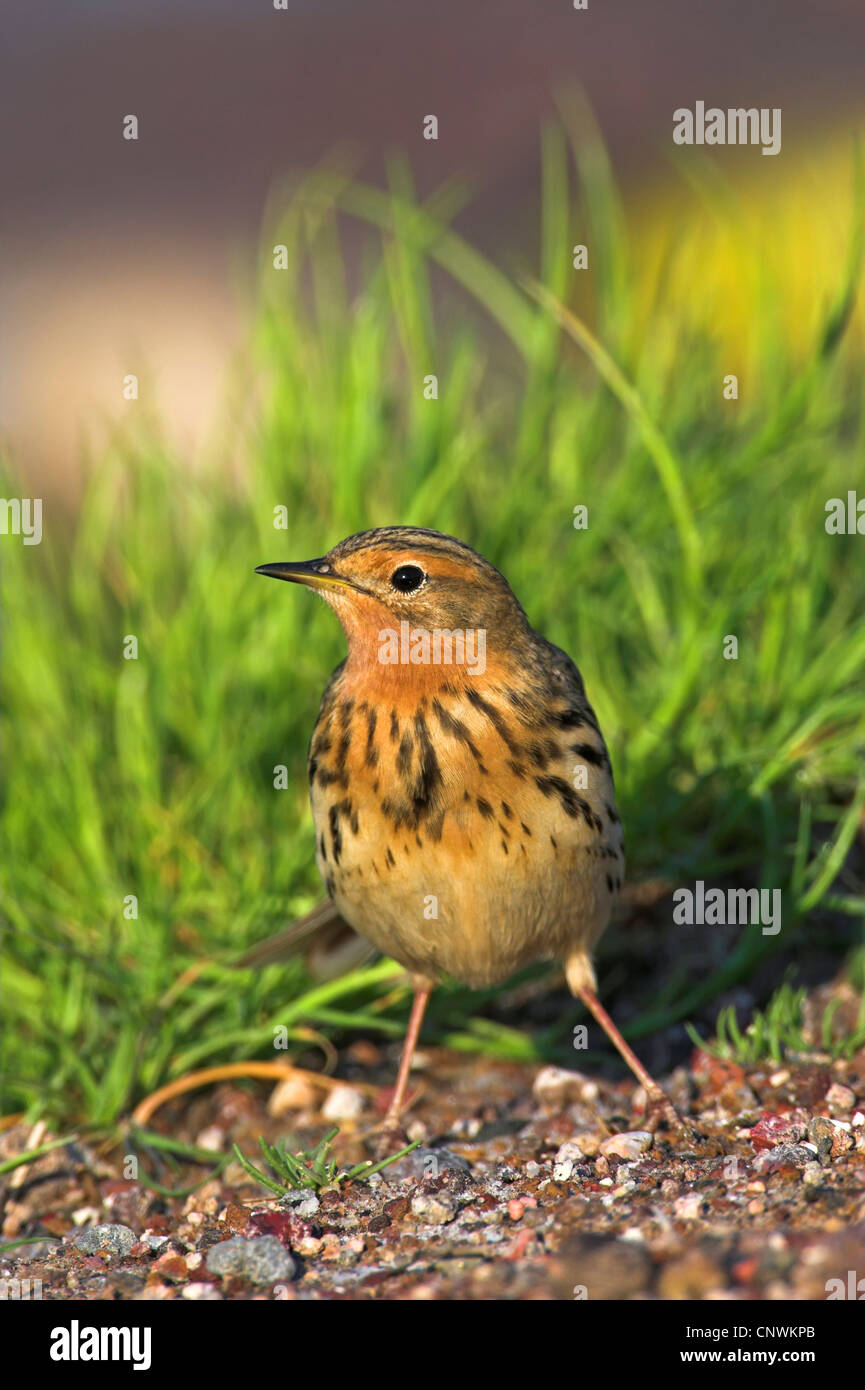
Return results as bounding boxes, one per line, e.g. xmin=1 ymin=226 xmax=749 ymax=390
xmin=640 ymin=1087 xmax=685 ymax=1136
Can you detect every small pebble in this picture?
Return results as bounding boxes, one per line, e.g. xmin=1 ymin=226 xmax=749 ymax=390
xmin=205 ymin=1235 xmax=296 ymax=1285
xmin=573 ymin=1133 xmax=601 ymax=1158
xmin=552 ymin=1139 xmax=585 ymax=1183
xmin=802 ymin=1163 xmax=823 ymax=1186
xmin=182 ymin=1282 xmax=223 ymax=1300
xmin=71 ymin=1207 xmax=100 ymax=1227
xmin=284 ymin=1191 xmax=320 ymax=1219
xmin=533 ymin=1065 xmax=599 ymax=1107
xmin=321 ymin=1084 xmax=364 ymax=1122
xmin=410 ymin=1191 xmax=458 ymax=1224
xmin=268 ymin=1075 xmax=320 ymax=1115
xmin=599 ymin=1131 xmax=652 ymax=1162
xmin=72 ymin=1223 xmax=136 ymax=1257
xmin=141 ymin=1233 xmax=169 ymax=1252
xmin=194 ymin=1125 xmax=224 ymax=1152
xmin=825 ymin=1082 xmax=856 ymax=1110
xmin=153 ymin=1253 xmax=188 ymax=1282
xmin=673 ymin=1192 xmax=705 ymax=1220
xmin=753 ymin=1142 xmax=816 ymax=1172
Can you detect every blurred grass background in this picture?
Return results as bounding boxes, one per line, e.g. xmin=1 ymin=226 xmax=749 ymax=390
xmin=2 ymin=113 xmax=864 ymax=1128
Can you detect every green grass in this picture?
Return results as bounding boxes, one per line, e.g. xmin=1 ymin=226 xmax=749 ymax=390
xmin=232 ymin=1130 xmax=420 ymax=1196
xmin=687 ymin=974 xmax=865 ymax=1068
xmin=2 ymin=118 xmax=864 ymax=1128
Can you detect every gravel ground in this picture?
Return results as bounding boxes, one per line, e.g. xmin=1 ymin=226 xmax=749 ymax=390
xmin=3 ymin=1039 xmax=865 ymax=1302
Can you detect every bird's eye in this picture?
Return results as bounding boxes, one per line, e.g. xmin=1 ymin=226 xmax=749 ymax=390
xmin=390 ymin=564 xmax=425 ymax=593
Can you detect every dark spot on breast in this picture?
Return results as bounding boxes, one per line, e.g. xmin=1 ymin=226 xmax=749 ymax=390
xmin=535 ymin=775 xmax=604 ymax=831
xmin=500 ymin=800 xmax=513 ymax=819
xmin=390 ymin=709 xmax=400 ymax=743
xmin=554 ymin=708 xmax=586 ymax=730
xmin=465 ymin=688 xmax=519 ymax=752
xmin=333 ymin=701 xmax=354 ymax=775
xmin=550 ymin=834 xmax=558 ymax=850
xmin=315 ymin=765 xmax=348 ymax=790
xmin=520 ymin=821 xmax=532 ymax=836
xmin=319 ymin=834 xmax=327 ymax=862
xmin=385 ymin=846 xmax=396 ymax=868
xmin=311 ymin=732 xmax=332 ymax=760
xmin=432 ymin=698 xmax=484 ymax=765
xmin=528 ymin=740 xmax=551 ymax=769
xmin=325 ymin=873 xmax=336 ymax=896
xmin=409 ymin=713 xmax=444 ymax=837
xmin=605 ymin=802 xmax=620 ymax=825
xmin=504 ymin=687 xmax=536 ymax=720
xmin=507 ymin=759 xmax=527 ymax=780
xmin=365 ymin=707 xmax=378 ymax=767
xmin=501 ymin=839 xmax=509 ymax=854
xmin=571 ymin=741 xmax=607 ymax=768
xmin=328 ymin=804 xmax=343 ymax=863
xmin=334 ymin=730 xmax=351 ymax=778
xmin=476 ymin=797 xmax=494 ymax=820
xmin=606 ymin=873 xmax=614 ymax=892
xmin=397 ymin=732 xmax=414 ymax=774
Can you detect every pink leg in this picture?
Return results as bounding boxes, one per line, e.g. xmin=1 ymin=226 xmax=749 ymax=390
xmin=577 ymin=986 xmax=680 ymax=1129
xmin=383 ymin=979 xmax=433 ymax=1127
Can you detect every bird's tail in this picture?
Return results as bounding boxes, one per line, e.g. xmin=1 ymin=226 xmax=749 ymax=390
xmin=235 ymin=899 xmax=376 ymax=981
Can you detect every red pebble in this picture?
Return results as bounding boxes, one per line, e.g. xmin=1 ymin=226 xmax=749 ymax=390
xmin=749 ymin=1109 xmax=800 ymax=1152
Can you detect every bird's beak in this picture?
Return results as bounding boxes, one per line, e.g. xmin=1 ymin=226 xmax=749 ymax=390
xmin=255 ymin=559 xmax=358 ymax=594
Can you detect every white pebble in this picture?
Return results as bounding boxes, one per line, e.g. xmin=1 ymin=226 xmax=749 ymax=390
xmin=321 ymin=1084 xmax=364 ymax=1121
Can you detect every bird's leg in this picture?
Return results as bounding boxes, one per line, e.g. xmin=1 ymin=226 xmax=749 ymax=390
xmin=382 ymin=977 xmax=433 ymax=1129
xmin=576 ymin=985 xmax=681 ymax=1131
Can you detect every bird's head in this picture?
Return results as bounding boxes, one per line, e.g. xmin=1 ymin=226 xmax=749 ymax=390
xmin=256 ymin=526 xmax=531 ymax=692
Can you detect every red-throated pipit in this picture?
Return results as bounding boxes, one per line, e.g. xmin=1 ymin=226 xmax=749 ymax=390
xmin=253 ymin=527 xmax=677 ymax=1130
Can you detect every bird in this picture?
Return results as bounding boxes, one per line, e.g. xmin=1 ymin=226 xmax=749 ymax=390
xmin=252 ymin=526 xmax=677 ymax=1131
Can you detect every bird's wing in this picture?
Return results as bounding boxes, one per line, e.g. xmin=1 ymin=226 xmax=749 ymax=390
xmin=236 ymin=899 xmax=377 ymax=981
